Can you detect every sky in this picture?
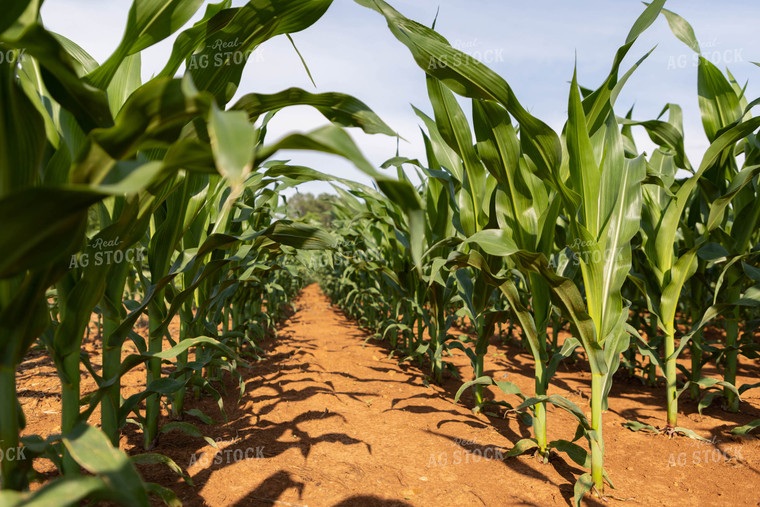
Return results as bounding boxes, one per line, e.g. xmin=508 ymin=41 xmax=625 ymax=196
xmin=40 ymin=1 xmax=760 ymax=196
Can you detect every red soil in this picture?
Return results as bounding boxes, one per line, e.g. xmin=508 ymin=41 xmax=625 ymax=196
xmin=16 ymin=284 xmax=760 ymax=506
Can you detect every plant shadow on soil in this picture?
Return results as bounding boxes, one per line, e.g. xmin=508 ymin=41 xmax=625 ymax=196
xmin=17 ymin=287 xmax=760 ymax=506
xmin=326 ymin=299 xmax=760 ymax=505
xmin=342 ymin=319 xmax=608 ymax=505
xmin=122 ymin=346 xmax=381 ymax=504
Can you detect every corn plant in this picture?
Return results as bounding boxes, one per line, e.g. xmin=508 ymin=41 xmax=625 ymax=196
xmin=0 ymin=0 xmax=402 ymax=499
xmin=320 ymin=0 xmax=760 ymax=503
xmin=3 ymin=0 xmax=760 ymax=504
xmin=353 ymin=0 xmax=679 ymax=500
xmin=623 ymin=10 xmax=760 ymax=433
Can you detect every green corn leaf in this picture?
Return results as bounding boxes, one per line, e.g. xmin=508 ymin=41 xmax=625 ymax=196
xmin=697 ymin=57 xmax=742 ymax=142
xmin=157 ymin=0 xmax=233 ymax=78
xmin=87 ymin=76 xmax=210 ymax=165
xmin=573 ymin=473 xmax=595 ymax=507
xmin=622 ymin=420 xmax=658 ymax=433
xmin=62 ymin=424 xmax=149 ymax=506
xmin=131 ymin=453 xmax=193 ymax=485
xmin=730 ymin=420 xmax=760 ymax=436
xmin=263 ymin=221 xmax=336 ymax=250
xmin=0 ymin=476 xmax=109 ymax=507
xmin=2 ymin=24 xmax=114 ymax=131
xmin=546 ymin=337 xmax=581 ymax=380
xmin=185 ymin=408 xmax=216 ymax=425
xmin=454 ymin=375 xmax=494 ymax=403
xmin=676 ymin=377 xmax=741 ymax=400
xmin=0 ymin=46 xmax=45 ymax=196
xmin=354 ymin=0 xmax=562 ymax=188
xmin=208 ymin=102 xmax=256 ymax=186
xmin=426 ymin=76 xmax=486 ymax=235
xmin=50 ymin=32 xmax=99 ymax=75
xmin=566 ymin=66 xmax=600 ymax=235
xmin=550 ymin=439 xmax=590 ymax=468
xmin=515 ymin=395 xmax=591 ymax=431
xmin=232 ymin=88 xmax=396 ymax=136
xmin=655 ymin=116 xmax=760 ymax=273
xmin=462 ymin=229 xmax=519 ymax=257
xmin=618 ymin=117 xmax=689 ymax=171
xmin=698 ymin=242 xmax=730 ymax=261
xmin=186 ymin=0 xmax=334 ymax=104
xmin=659 ymin=248 xmax=699 ymax=328
xmin=582 ymin=0 xmax=666 ymax=134
xmin=706 ymin=164 xmax=760 ymax=230
xmin=257 ymin=125 xmax=425 ymax=265
xmin=160 ymin=421 xmax=217 ymax=448
xmin=505 ymin=438 xmax=538 ymax=458
xmin=107 ymin=52 xmax=142 ymax=118
xmin=0 ymin=0 xmax=35 ymax=35
xmin=660 ymin=8 xmax=701 ymax=54
xmin=145 ymin=482 xmax=182 ymax=507
xmin=697 ymin=391 xmax=723 ymax=415
xmin=672 ymin=427 xmax=710 ymax=442
xmin=0 ymin=187 xmax=102 ymax=278
xmin=86 ymin=0 xmax=205 ymax=89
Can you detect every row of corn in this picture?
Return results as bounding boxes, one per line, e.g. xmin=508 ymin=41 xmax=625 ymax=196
xmin=0 ymin=0 xmax=404 ymax=504
xmin=1 ymin=0 xmax=758 ymax=504
xmin=320 ymin=1 xmax=760 ymax=503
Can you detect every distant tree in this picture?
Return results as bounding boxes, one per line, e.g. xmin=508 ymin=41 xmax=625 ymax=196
xmin=286 ymin=192 xmax=337 ymax=226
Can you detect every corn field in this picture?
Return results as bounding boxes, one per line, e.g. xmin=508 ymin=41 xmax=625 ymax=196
xmin=1 ymin=0 xmax=759 ymax=505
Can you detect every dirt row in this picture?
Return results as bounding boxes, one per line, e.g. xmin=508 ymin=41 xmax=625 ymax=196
xmin=17 ymin=284 xmax=760 ymax=506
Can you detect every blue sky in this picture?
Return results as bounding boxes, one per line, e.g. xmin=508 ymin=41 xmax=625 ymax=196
xmin=41 ymin=1 xmax=760 ymax=196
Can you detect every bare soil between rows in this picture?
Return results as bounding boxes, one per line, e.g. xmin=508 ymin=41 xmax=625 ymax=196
xmin=17 ymin=284 xmax=760 ymax=506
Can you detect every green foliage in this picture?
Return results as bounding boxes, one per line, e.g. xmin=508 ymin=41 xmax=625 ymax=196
xmin=1 ymin=0 xmax=759 ymax=505
xmin=286 ymin=192 xmax=338 ymax=226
